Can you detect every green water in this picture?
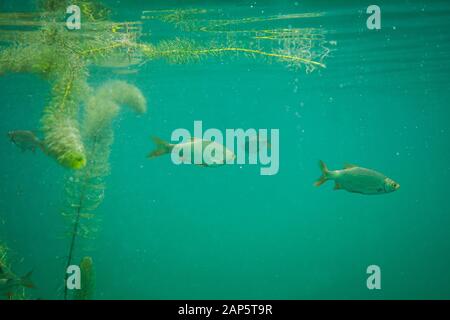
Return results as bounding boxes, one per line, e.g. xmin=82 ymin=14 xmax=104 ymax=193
xmin=1 ymin=0 xmax=450 ymax=299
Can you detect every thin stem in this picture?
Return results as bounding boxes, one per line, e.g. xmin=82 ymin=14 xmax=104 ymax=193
xmin=141 ymin=44 xmax=326 ymax=68
xmin=63 ymin=136 xmax=98 ymax=300
xmin=193 ymin=47 xmax=326 ymax=68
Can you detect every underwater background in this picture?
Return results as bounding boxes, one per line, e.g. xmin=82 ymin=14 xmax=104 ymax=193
xmin=0 ymin=0 xmax=449 ymax=299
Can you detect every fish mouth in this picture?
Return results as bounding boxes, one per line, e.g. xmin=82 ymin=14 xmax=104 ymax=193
xmin=395 ymin=184 xmax=400 ymax=190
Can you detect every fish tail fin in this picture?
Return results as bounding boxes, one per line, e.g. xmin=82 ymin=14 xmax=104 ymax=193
xmin=20 ymin=270 xmax=35 ymax=289
xmin=35 ymin=136 xmax=49 ymax=154
xmin=148 ymin=136 xmax=173 ymax=159
xmin=37 ymin=140 xmax=46 ymax=153
xmin=314 ymin=160 xmax=330 ymax=187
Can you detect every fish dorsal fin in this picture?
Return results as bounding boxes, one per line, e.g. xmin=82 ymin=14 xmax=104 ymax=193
xmin=343 ymin=163 xmax=358 ymax=169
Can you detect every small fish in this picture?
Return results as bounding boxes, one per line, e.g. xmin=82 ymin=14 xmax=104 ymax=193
xmin=314 ymin=160 xmax=400 ymax=195
xmin=148 ymin=136 xmax=235 ymax=167
xmin=96 ymin=52 xmax=142 ymax=69
xmin=0 ymin=267 xmax=34 ymax=299
xmin=7 ymin=130 xmax=45 ymax=153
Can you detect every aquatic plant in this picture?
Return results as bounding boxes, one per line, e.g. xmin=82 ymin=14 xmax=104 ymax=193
xmin=140 ymin=8 xmax=330 ymax=71
xmin=0 ymin=0 xmax=331 ymax=300
xmin=0 ymin=2 xmax=330 ymax=170
xmin=73 ymin=256 xmax=95 ymax=300
xmin=142 ymin=9 xmax=324 ymax=32
xmin=0 ymin=2 xmax=142 ymax=169
xmin=62 ymin=80 xmax=146 ymax=299
xmin=0 ymin=242 xmax=9 ymax=270
xmin=0 ymin=242 xmax=29 ymax=300
xmin=138 ymin=36 xmax=327 ymax=71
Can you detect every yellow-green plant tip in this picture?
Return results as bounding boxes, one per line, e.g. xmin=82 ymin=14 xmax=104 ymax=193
xmin=60 ymin=151 xmax=87 ymax=170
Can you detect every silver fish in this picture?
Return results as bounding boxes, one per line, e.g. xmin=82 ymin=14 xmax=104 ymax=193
xmin=148 ymin=136 xmax=235 ymax=167
xmin=314 ymin=160 xmax=400 ymax=195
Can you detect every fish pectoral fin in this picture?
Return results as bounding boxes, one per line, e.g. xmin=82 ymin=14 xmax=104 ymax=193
xmin=334 ymin=182 xmax=342 ymax=190
xmin=343 ymin=163 xmax=357 ymax=169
